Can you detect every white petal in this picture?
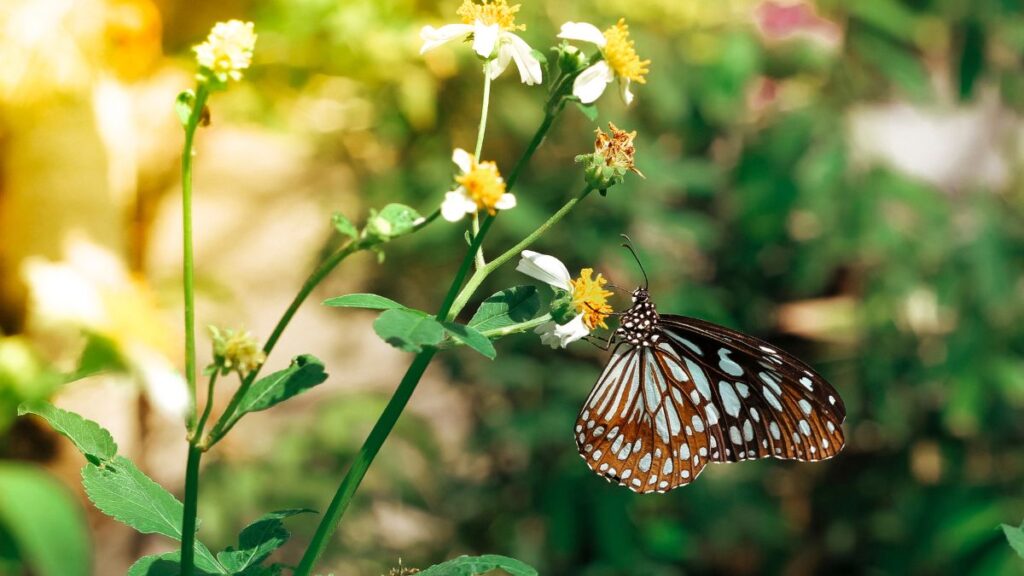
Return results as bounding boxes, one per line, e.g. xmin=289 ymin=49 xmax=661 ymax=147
xmin=494 ymin=193 xmax=517 ymax=210
xmin=534 ymin=321 xmax=563 ymax=349
xmin=503 ymin=33 xmax=543 ymax=85
xmin=516 ymin=250 xmax=572 ymax=291
xmin=452 ymin=148 xmax=474 ymax=173
xmin=557 ymin=22 xmax=607 ymax=47
xmin=441 ymin=189 xmax=475 ymax=222
xmin=572 ymin=61 xmax=614 ymax=104
xmin=128 ymin=344 xmax=190 ymax=421
xmin=472 ymin=21 xmax=500 ymax=57
xmin=486 ymin=42 xmax=512 ymax=79
xmin=420 ymin=24 xmax=474 ymax=54
xmin=536 ymin=315 xmax=590 ymax=348
xmin=619 ymin=78 xmax=634 ymax=105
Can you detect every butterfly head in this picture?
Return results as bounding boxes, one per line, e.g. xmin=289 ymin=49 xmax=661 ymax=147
xmin=615 ymin=287 xmax=660 ymax=347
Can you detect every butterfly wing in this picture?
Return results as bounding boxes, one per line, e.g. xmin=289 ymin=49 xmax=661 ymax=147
xmin=575 ymin=342 xmax=714 ymax=493
xmin=657 ymin=314 xmax=846 ymax=463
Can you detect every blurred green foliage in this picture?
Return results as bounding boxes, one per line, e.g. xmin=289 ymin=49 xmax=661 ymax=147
xmin=179 ymin=0 xmax=1024 ymax=573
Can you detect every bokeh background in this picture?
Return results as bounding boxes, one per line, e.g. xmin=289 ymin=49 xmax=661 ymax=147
xmin=2 ymin=0 xmax=1024 ymax=574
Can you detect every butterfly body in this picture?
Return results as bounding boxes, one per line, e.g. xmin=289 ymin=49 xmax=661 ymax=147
xmin=577 ymin=287 xmax=846 ymax=493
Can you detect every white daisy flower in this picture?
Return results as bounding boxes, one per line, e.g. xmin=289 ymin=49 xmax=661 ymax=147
xmin=441 ymin=148 xmax=516 ymax=222
xmin=516 ymin=250 xmax=614 ymax=348
xmin=557 ymin=18 xmax=650 ymax=105
xmin=420 ymin=0 xmax=543 ymax=85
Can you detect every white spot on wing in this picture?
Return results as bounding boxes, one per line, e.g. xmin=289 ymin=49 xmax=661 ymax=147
xmin=691 ymin=414 xmax=705 ymax=432
xmin=718 ymin=348 xmax=744 ymax=376
xmin=718 ymin=381 xmax=741 ymax=417
xmin=639 ymin=453 xmax=652 ymax=472
xmin=799 ymin=399 xmax=813 ymax=416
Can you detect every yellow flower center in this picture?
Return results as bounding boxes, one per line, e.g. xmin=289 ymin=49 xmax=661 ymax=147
xmin=602 ymin=18 xmax=650 ymax=83
xmin=571 ymin=268 xmax=615 ymax=330
xmin=457 ymin=0 xmax=525 ymax=31
xmin=456 ymin=159 xmax=507 ymax=214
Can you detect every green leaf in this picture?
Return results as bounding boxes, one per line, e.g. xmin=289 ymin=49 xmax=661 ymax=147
xmin=71 ymin=332 xmax=125 ymax=381
xmin=323 ymin=293 xmax=406 ymax=310
xmin=175 ymin=90 xmax=195 ymax=127
xmin=575 ymin=101 xmax=598 ymax=122
xmin=365 ymin=203 xmax=423 ymax=240
xmin=0 ymin=464 xmax=91 ymax=576
xmin=81 ymin=456 xmax=223 ymax=572
xmin=418 ymin=554 xmax=538 ymax=576
xmin=468 ymin=286 xmax=542 ymax=333
xmin=127 ymin=553 xmax=217 ymax=576
xmin=442 ymin=322 xmax=496 ymax=360
xmin=331 ymin=212 xmax=359 ymax=240
xmin=373 ymin=308 xmax=444 ymax=353
xmin=1002 ymin=522 xmax=1024 ymax=559
xmin=217 ymin=509 xmax=314 ymax=572
xmin=232 ymin=355 xmax=328 ymax=419
xmin=17 ymin=402 xmax=117 ymax=464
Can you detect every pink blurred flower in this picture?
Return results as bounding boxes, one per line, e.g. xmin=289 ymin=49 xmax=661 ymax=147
xmin=753 ymin=1 xmax=841 ymax=48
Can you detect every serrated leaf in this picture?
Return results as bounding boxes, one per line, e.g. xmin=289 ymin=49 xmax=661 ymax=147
xmin=233 ymin=355 xmax=328 ymax=419
xmin=468 ymin=286 xmax=542 ymax=333
xmin=365 ymin=203 xmax=423 ymax=240
xmin=81 ymin=457 xmax=225 ymax=571
xmin=373 ymin=308 xmax=444 ymax=353
xmin=217 ymin=509 xmax=314 ymax=572
xmin=1002 ymin=522 xmax=1024 ymax=559
xmin=323 ymin=293 xmax=406 ymax=310
xmin=175 ymin=91 xmax=195 ymax=127
xmin=418 ymin=554 xmax=538 ymax=576
xmin=0 ymin=464 xmax=90 ymax=576
xmin=575 ymin=101 xmax=598 ymax=121
xmin=331 ymin=212 xmax=359 ymax=240
xmin=17 ymin=402 xmax=117 ymax=464
xmin=442 ymin=322 xmax=496 ymax=360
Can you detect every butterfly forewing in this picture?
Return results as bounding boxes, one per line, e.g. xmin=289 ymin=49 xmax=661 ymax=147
xmin=574 ymin=289 xmax=846 ymax=492
xmin=658 ymin=315 xmax=846 ymax=463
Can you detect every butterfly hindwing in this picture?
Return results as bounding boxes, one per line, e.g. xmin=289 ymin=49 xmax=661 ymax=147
xmin=575 ymin=343 xmax=712 ymax=493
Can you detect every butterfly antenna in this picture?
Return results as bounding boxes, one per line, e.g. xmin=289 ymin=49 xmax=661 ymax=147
xmin=619 ymin=234 xmax=648 ymax=289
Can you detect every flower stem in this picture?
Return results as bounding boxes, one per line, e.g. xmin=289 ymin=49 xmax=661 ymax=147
xmin=447 ymin=185 xmax=594 ymax=321
xmin=205 ymin=238 xmax=364 ymax=445
xmin=479 ymin=313 xmax=552 ymax=339
xmin=179 ymin=82 xmax=209 ymax=576
xmin=472 ymin=67 xmax=493 ymax=270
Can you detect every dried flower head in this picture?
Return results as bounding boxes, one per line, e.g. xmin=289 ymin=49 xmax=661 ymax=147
xmin=208 ymin=326 xmax=265 ymax=374
xmin=594 ymin=122 xmax=643 ymax=177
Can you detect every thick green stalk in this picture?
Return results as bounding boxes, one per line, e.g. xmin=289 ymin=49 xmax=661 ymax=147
xmin=180 ymin=444 xmax=202 ymax=574
xmin=447 ymin=186 xmax=593 ymax=320
xmin=179 ymin=83 xmax=209 ymax=576
xmin=294 ymin=95 xmax=568 ymax=576
xmin=295 ymin=219 xmax=492 ymax=575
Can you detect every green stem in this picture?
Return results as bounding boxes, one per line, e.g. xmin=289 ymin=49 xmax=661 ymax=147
xmin=447 ymin=186 xmax=594 ymax=321
xmin=190 ymin=370 xmax=219 ymax=442
xmin=204 ymin=209 xmax=441 ymax=448
xmin=205 ymin=238 xmax=365 ymax=445
xmin=179 ymin=83 xmax=209 ymax=576
xmin=480 ymin=313 xmax=552 ymax=339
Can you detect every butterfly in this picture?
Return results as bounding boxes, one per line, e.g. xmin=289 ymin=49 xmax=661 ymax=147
xmin=575 ymin=243 xmax=846 ymax=493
